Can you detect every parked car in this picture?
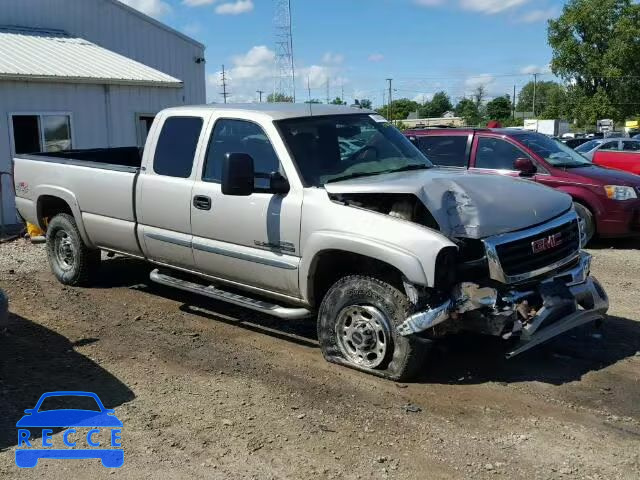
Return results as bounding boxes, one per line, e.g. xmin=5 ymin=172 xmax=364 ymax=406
xmin=575 ymin=138 xmax=640 ymax=161
xmin=406 ymin=128 xmax=640 ymax=241
xmin=14 ymin=105 xmax=609 ymax=381
xmin=592 ymin=143 xmax=640 ymax=175
xmin=563 ymin=137 xmax=591 ymax=150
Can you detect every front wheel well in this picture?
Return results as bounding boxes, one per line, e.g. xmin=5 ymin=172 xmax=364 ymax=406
xmin=308 ymin=250 xmax=406 ymax=307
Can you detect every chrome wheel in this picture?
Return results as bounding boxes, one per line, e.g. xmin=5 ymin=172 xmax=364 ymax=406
xmin=54 ymin=230 xmax=76 ymax=271
xmin=335 ymin=305 xmax=391 ymax=369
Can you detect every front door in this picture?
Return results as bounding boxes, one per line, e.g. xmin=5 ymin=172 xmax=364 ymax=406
xmin=190 ymin=118 xmax=302 ymax=296
xmin=469 ymin=134 xmax=534 ymax=179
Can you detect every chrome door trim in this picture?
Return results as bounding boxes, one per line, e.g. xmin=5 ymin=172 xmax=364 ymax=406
xmin=192 ymin=241 xmax=298 ymax=270
xmin=144 ymin=231 xmax=192 ymax=248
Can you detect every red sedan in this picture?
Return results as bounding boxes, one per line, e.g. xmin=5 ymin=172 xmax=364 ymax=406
xmin=592 ymin=140 xmax=640 ymax=175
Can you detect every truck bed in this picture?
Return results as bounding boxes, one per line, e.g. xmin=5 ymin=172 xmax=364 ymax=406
xmin=14 ymin=147 xmax=144 ymax=256
xmin=25 ymin=146 xmax=143 ymax=172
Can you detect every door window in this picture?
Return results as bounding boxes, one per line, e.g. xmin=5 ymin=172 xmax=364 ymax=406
xmin=599 ymin=141 xmax=619 ymax=151
xmin=153 ymin=116 xmax=203 ymax=178
xmin=475 ymin=137 xmax=528 ymax=170
xmin=622 ymin=141 xmax=640 ymax=151
xmin=416 ymin=136 xmax=468 ymax=167
xmin=11 ymin=114 xmax=72 ymax=154
xmin=203 ymin=119 xmax=280 ymax=188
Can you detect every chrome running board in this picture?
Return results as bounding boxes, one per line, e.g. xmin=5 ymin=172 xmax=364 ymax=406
xmin=149 ymin=269 xmax=313 ymax=320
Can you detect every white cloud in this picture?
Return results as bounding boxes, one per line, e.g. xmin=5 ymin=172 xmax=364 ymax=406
xmin=118 ymin=0 xmax=170 ymax=17
xmin=322 ymin=52 xmax=345 ymax=65
xmin=368 ymin=53 xmax=384 ymax=62
xmin=414 ymin=0 xmax=445 ymax=6
xmin=229 ymin=45 xmax=276 ymax=80
xmin=182 ymin=0 xmax=217 ymax=6
xmin=215 ymin=0 xmax=254 ymax=15
xmin=518 ymin=8 xmax=558 ymax=23
xmin=460 ymin=0 xmax=529 ymax=14
xmin=413 ymin=93 xmax=434 ymax=103
xmin=519 ymin=64 xmax=551 ymax=75
xmin=464 ymin=74 xmax=495 ymax=94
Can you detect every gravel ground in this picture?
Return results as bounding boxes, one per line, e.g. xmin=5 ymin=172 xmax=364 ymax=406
xmin=0 ymin=238 xmax=639 ymax=479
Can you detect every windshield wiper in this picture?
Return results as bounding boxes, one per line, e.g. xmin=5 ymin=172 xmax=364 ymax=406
xmin=325 ymin=171 xmax=386 ymax=184
xmin=384 ymin=164 xmax=432 ymax=174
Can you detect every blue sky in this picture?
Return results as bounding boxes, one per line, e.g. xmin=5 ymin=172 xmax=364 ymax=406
xmin=121 ymin=0 xmax=563 ymax=106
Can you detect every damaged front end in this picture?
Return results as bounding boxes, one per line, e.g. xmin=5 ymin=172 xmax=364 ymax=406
xmin=398 ymin=211 xmax=609 ymax=358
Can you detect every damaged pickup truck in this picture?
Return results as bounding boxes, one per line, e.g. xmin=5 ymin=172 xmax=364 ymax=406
xmin=14 ymin=104 xmax=609 ymax=380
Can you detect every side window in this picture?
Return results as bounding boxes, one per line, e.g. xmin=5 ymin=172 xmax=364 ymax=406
xmin=153 ymin=116 xmax=203 ymax=178
xmin=203 ymin=119 xmax=280 ymax=187
xmin=622 ymin=141 xmax=640 ymax=152
xmin=475 ymin=137 xmax=527 ymax=170
xmin=417 ymin=136 xmax=468 ymax=167
xmin=599 ymin=141 xmax=619 ymax=151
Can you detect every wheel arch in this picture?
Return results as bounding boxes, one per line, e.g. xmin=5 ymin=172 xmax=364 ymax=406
xmin=34 ymin=186 xmax=92 ymax=246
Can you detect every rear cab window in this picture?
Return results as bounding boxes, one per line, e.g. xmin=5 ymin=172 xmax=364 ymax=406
xmin=415 ymin=135 xmax=469 ymax=168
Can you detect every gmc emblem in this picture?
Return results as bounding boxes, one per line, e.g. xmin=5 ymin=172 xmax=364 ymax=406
xmin=531 ymin=233 xmax=563 ymax=254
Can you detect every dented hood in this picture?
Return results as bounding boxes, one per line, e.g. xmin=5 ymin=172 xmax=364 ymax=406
xmin=325 ymin=169 xmax=573 ymax=239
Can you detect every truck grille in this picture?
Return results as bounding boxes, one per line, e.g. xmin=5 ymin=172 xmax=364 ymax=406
xmin=495 ymin=220 xmax=579 ymax=276
xmin=483 ymin=211 xmax=581 ymax=284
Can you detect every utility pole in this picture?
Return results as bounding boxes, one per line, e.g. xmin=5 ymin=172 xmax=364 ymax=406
xmin=326 ymin=78 xmax=330 ymax=104
xmin=532 ymin=73 xmax=538 ymax=117
xmin=341 ymin=81 xmax=344 ymax=105
xmin=512 ymin=84 xmax=516 ymax=120
xmin=307 ymin=76 xmax=311 ymax=103
xmin=386 ymin=78 xmax=393 ymax=123
xmin=256 ymin=90 xmax=264 ymax=102
xmin=220 ymin=64 xmax=230 ymax=104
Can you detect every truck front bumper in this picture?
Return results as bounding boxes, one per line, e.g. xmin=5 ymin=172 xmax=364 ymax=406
xmin=398 ymin=252 xmax=609 ymax=358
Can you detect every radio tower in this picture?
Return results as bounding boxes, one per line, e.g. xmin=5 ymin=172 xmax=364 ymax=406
xmin=274 ymin=0 xmax=295 ymax=102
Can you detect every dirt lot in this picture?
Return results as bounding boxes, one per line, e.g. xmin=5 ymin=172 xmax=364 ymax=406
xmin=1 ymin=239 xmax=639 ymax=479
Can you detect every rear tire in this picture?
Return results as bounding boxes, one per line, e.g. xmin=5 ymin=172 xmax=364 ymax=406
xmin=574 ymin=202 xmax=595 ymax=244
xmin=317 ymin=275 xmax=430 ymax=381
xmin=46 ymin=213 xmax=100 ymax=286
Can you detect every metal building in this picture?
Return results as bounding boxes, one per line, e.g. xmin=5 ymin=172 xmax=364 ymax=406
xmin=0 ymin=0 xmax=206 ymax=228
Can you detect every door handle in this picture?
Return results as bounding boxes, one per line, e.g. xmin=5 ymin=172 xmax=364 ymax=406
xmin=193 ymin=195 xmax=212 ymax=211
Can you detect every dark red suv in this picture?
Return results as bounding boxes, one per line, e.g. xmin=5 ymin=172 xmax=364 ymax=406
xmin=405 ymin=128 xmax=640 ymax=241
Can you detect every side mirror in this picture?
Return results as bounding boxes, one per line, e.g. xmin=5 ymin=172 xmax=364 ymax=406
xmin=222 ymin=153 xmax=254 ymax=196
xmin=514 ymin=157 xmax=537 ymax=176
xmin=269 ymin=172 xmax=290 ymax=194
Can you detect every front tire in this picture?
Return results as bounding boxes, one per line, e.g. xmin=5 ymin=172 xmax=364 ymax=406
xmin=46 ymin=213 xmax=100 ymax=286
xmin=317 ymin=275 xmax=430 ymax=381
xmin=574 ymin=202 xmax=595 ymax=244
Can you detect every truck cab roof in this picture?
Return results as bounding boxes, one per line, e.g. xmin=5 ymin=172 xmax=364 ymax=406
xmin=161 ymin=103 xmax=374 ymax=121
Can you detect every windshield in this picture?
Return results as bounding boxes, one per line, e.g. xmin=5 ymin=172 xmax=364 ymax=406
xmin=277 ymin=114 xmax=432 ymax=186
xmin=518 ymin=133 xmax=592 ymax=167
xmin=575 ymin=140 xmax=601 ymax=153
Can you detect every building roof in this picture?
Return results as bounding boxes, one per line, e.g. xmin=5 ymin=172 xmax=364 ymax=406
xmin=163 ymin=103 xmax=376 ymax=121
xmin=107 ymin=0 xmax=204 ymax=49
xmin=0 ymin=26 xmax=183 ymax=88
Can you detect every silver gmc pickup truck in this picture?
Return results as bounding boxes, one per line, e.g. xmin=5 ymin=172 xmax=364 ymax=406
xmin=14 ymin=104 xmax=609 ymax=380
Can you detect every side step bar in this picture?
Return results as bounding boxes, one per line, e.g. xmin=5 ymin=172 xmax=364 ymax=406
xmin=149 ymin=269 xmax=313 ymax=320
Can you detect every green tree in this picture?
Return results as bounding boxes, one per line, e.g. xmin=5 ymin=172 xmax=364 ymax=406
xmin=516 ymin=81 xmax=567 ymax=118
xmin=486 ymin=96 xmax=512 ymax=121
xmin=267 ymin=92 xmax=294 ymax=103
xmin=455 ymin=98 xmax=481 ymax=126
xmin=548 ymin=0 xmax=640 ymax=121
xmin=304 ymin=99 xmax=323 ymax=104
xmin=418 ymin=91 xmax=453 ymax=118
xmin=329 ymin=97 xmax=346 ymax=105
xmin=376 ymin=98 xmax=420 ymax=121
xmin=357 ymin=99 xmax=373 ymax=109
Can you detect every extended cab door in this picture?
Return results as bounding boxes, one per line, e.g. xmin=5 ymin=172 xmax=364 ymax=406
xmin=137 ymin=112 xmax=210 ymax=268
xmin=189 ymin=116 xmax=302 ymax=297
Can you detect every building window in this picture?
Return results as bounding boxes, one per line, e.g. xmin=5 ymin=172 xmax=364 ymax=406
xmin=11 ymin=114 xmax=72 ymax=154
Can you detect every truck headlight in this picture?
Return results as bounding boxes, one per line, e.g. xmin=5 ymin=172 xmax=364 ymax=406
xmin=604 ymin=185 xmax=637 ymax=201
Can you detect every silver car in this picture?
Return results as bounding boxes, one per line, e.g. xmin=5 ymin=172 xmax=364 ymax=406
xmin=575 ymin=137 xmax=640 ymax=160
